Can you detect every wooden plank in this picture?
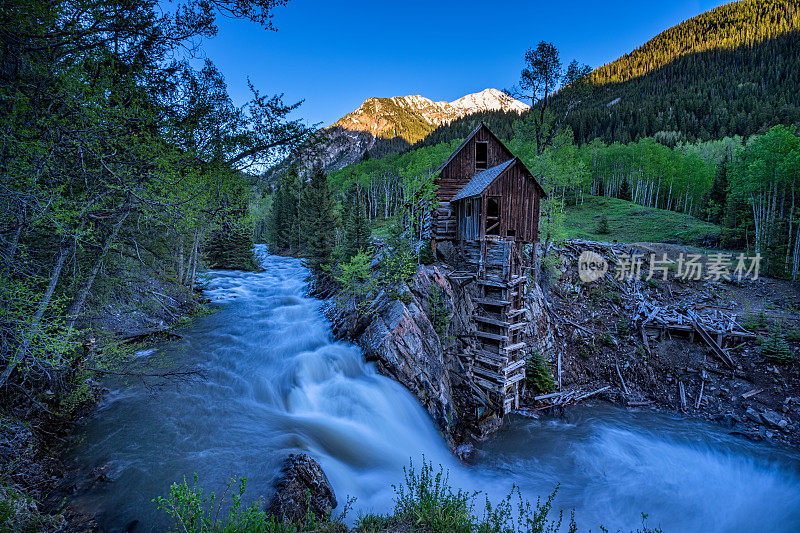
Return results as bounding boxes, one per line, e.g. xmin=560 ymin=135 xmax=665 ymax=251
xmin=474 ymin=352 xmax=506 ymax=366
xmin=474 ymin=315 xmax=511 ymax=327
xmin=503 ymin=342 xmax=526 ymax=353
xmin=475 ymin=330 xmax=508 ymax=342
xmin=474 ymin=297 xmax=511 ymax=306
xmin=505 ymin=359 xmax=526 ymax=374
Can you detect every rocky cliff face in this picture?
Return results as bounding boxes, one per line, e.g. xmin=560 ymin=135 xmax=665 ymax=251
xmin=322 ymin=256 xmax=556 ymax=449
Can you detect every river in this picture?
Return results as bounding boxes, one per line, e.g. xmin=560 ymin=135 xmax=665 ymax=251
xmin=67 ymin=247 xmax=800 ymax=532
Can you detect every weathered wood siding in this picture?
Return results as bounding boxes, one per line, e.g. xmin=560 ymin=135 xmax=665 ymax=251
xmin=483 ymin=161 xmax=541 ymax=242
xmin=436 ymin=126 xmax=513 ymax=203
xmin=457 ymin=198 xmax=481 ymax=241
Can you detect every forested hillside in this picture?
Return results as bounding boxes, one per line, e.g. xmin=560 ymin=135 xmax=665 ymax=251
xmin=406 ymin=0 xmax=800 ymax=149
xmin=563 ymin=0 xmax=800 ymax=143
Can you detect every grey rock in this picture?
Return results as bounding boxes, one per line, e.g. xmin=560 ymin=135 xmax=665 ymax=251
xmin=266 ymin=454 xmax=337 ymax=524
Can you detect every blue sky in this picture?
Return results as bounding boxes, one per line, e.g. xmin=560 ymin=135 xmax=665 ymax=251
xmin=198 ymin=0 xmax=731 ymax=127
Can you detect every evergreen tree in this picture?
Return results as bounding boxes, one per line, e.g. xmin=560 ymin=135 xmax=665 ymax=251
xmin=619 ymin=177 xmax=632 ymax=201
xmin=299 ymin=166 xmax=338 ymax=272
xmin=343 ymin=187 xmax=371 ymax=260
xmin=268 ymin=170 xmax=301 ymax=254
xmin=704 ymin=157 xmax=728 ymax=224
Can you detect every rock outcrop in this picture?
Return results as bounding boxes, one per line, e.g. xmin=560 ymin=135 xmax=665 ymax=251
xmin=328 ymin=265 xmax=462 ymax=446
xmin=325 ymin=260 xmax=556 ymax=447
xmin=266 ymin=454 xmax=337 ymax=524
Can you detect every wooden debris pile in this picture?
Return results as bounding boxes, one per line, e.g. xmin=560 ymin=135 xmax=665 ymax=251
xmin=521 ymin=386 xmax=612 ymax=414
xmin=634 ymin=299 xmax=755 ymax=368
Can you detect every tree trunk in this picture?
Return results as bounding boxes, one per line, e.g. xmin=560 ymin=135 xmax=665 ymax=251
xmin=1 ymin=242 xmax=72 ymax=387
xmin=65 ymin=210 xmax=129 ymax=329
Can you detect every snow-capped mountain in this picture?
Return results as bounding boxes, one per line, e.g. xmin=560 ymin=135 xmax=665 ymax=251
xmin=271 ymin=89 xmax=528 ymax=177
xmin=332 ymin=89 xmax=529 ymax=143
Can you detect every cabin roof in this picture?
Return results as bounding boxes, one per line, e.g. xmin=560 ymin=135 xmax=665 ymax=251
xmin=451 ymin=159 xmax=515 ymax=201
xmin=451 ymin=158 xmax=548 ymax=201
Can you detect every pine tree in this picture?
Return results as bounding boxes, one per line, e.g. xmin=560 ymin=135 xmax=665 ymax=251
xmin=705 ymin=157 xmax=728 ymax=224
xmin=268 ymin=170 xmax=301 ymax=254
xmin=299 ymin=166 xmax=338 ymax=272
xmin=343 ymin=187 xmax=371 ymax=260
xmin=619 ymin=177 xmax=632 ymax=201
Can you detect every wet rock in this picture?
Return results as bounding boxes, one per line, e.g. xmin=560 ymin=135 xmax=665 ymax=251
xmin=759 ymin=409 xmax=787 ymax=430
xmin=266 ymin=454 xmax=337 ymax=524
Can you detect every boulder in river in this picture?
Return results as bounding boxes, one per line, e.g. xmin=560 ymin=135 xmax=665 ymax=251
xmin=266 ymin=454 xmax=337 ymax=524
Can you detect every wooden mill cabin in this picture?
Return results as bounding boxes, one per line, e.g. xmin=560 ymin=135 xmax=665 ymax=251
xmin=432 ymin=123 xmax=546 ymax=250
xmin=432 ymin=123 xmax=546 ymax=417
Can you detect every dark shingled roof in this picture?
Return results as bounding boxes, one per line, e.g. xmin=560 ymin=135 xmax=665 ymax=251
xmin=451 ymin=159 xmax=515 ymax=201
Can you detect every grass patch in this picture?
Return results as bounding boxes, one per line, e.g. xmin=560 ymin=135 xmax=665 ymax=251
xmin=564 ymin=195 xmax=724 ymax=245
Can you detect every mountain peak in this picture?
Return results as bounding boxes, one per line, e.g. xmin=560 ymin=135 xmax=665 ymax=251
xmin=333 ymin=88 xmax=528 ymax=142
xmin=450 ymin=88 xmax=529 ymax=114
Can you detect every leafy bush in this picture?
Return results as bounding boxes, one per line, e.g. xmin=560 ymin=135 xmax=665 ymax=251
xmin=381 ymin=220 xmax=418 ymax=294
xmin=154 ymin=474 xmax=337 ymax=533
xmin=526 ymin=351 xmax=556 ymax=394
xmin=616 ymin=319 xmax=631 ymax=337
xmin=759 ymin=324 xmax=795 ymax=364
xmin=333 ymin=250 xmax=378 ymax=315
xmin=428 ymin=286 xmax=451 ymax=337
xmin=419 ymin=243 xmax=436 ymax=265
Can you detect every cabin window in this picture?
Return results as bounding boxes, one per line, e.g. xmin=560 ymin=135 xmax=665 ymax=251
xmin=475 ymin=142 xmax=488 ymax=169
xmin=486 ymin=196 xmax=500 ymax=236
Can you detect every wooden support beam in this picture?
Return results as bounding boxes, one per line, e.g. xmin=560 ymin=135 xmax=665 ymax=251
xmin=503 ymin=342 xmax=526 ymax=353
xmin=475 ymin=330 xmax=508 ymax=342
xmin=474 ymin=297 xmax=511 ymax=306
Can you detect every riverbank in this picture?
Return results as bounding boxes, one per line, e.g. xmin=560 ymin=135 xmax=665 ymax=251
xmin=0 ymin=270 xmax=206 ymax=530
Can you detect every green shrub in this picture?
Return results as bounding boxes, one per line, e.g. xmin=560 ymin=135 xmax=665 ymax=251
xmin=759 ymin=324 xmax=795 ymax=364
xmin=616 ymin=319 xmax=631 ymax=337
xmin=419 ymin=243 xmax=436 ymax=265
xmin=333 ymin=250 xmax=378 ymax=315
xmin=742 ymin=309 xmax=768 ymax=331
xmin=600 ymin=332 xmax=615 ymax=346
xmin=526 ymin=351 xmax=556 ymax=394
xmin=399 ymin=291 xmax=414 ymax=305
xmin=645 ymin=278 xmax=659 ymax=289
xmin=428 ymin=286 xmax=451 ymax=337
xmin=381 ymin=222 xmax=418 ymax=292
xmin=154 ymin=474 xmax=337 ymax=533
xmin=595 ymin=213 xmax=610 ymax=235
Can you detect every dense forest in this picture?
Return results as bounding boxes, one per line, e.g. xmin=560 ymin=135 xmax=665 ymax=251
xmin=0 ymin=0 xmax=310 ymax=519
xmin=399 ymin=0 xmax=800 ymax=149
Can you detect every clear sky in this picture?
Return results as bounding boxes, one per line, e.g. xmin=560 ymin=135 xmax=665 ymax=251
xmin=198 ymin=0 xmax=731 ymax=127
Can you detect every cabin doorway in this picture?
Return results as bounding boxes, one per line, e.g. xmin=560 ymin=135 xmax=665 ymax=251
xmin=486 ymin=196 xmax=501 ymax=236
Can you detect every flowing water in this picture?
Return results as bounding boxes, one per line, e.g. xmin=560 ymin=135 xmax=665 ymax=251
xmin=68 ymin=247 xmax=800 ymax=532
